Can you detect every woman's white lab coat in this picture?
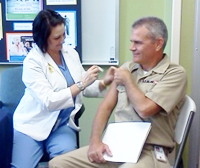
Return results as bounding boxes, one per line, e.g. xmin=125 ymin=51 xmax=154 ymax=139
xmin=13 ymin=44 xmax=103 ymax=141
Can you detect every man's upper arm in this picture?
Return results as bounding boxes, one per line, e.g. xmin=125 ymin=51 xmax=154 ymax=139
xmin=101 ymin=82 xmax=118 ymax=112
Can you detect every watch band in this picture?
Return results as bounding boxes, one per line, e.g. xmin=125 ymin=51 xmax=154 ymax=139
xmin=76 ymin=81 xmax=85 ymax=91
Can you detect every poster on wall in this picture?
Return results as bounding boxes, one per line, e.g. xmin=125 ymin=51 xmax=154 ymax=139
xmin=57 ymin=10 xmax=77 ymax=48
xmin=0 ymin=0 xmax=81 ymax=64
xmin=5 ymin=0 xmax=43 ymax=21
xmin=6 ymin=32 xmax=33 ymax=62
xmin=46 ymin=0 xmax=77 ymax=5
xmin=0 ymin=3 xmax=2 ymax=39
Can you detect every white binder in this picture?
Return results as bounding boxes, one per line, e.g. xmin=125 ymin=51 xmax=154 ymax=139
xmin=102 ymin=122 xmax=151 ymax=163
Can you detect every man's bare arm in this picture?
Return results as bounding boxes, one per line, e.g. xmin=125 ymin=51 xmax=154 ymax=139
xmin=88 ymin=82 xmax=118 ymax=163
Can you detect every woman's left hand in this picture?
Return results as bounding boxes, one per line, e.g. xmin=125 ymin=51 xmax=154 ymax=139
xmin=102 ymin=66 xmax=117 ymax=86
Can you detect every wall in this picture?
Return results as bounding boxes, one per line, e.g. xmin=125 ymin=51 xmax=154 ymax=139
xmin=180 ymin=0 xmax=195 ymax=95
xmin=118 ymin=0 xmax=172 ymax=64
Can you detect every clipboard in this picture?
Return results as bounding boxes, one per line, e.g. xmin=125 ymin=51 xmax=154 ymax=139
xmin=102 ymin=122 xmax=151 ymax=163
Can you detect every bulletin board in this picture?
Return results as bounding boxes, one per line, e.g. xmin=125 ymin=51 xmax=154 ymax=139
xmin=0 ymin=0 xmax=81 ymax=64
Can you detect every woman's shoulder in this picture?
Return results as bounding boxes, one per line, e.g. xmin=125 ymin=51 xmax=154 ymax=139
xmin=23 ymin=45 xmax=46 ymax=66
xmin=62 ymin=45 xmax=78 ymax=54
xmin=62 ymin=45 xmax=80 ymax=61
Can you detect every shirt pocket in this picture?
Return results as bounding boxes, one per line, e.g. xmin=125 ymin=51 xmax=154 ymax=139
xmin=138 ymin=82 xmax=156 ymax=94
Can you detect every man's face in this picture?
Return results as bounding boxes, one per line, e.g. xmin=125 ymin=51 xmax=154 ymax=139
xmin=129 ymin=26 xmax=158 ymax=68
xmin=47 ymin=23 xmax=65 ymax=52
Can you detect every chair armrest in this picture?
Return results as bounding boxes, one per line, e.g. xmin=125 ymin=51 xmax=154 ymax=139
xmin=74 ymin=104 xmax=85 ymax=122
xmin=74 ymin=104 xmax=85 ymax=148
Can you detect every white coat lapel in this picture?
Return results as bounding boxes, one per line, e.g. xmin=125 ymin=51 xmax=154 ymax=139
xmin=62 ymin=49 xmax=81 ymax=83
xmin=44 ymin=53 xmax=64 ymax=78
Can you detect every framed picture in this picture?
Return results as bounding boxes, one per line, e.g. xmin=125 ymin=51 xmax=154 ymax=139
xmin=46 ymin=0 xmax=77 ymax=5
xmin=0 ymin=3 xmax=3 ymax=39
xmin=5 ymin=0 xmax=43 ymax=21
xmin=56 ymin=10 xmax=77 ymax=48
xmin=6 ymin=32 xmax=34 ymax=62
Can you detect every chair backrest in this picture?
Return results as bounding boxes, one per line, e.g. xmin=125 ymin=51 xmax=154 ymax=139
xmin=0 ymin=66 xmax=25 ymax=113
xmin=173 ymin=95 xmax=196 ymax=168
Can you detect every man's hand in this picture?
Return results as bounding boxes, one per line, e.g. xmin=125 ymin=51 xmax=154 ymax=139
xmin=114 ymin=68 xmax=133 ymax=86
xmin=87 ymin=141 xmax=112 ymax=163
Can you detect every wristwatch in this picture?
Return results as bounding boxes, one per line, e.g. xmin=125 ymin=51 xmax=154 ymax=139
xmin=76 ymin=81 xmax=85 ymax=91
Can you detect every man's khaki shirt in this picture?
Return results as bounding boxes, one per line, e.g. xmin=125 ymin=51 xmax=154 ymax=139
xmin=114 ymin=55 xmax=187 ymax=149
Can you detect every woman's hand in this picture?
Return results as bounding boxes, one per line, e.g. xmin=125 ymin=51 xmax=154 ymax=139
xmin=81 ymin=65 xmax=100 ymax=88
xmin=103 ymin=66 xmax=117 ymax=86
xmin=98 ymin=66 xmax=117 ymax=91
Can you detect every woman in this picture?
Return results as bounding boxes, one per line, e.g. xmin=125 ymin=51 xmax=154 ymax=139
xmin=11 ymin=9 xmax=114 ymax=168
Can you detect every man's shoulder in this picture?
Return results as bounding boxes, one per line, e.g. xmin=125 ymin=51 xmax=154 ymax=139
xmin=163 ymin=62 xmax=187 ymax=84
xmin=168 ymin=62 xmax=186 ymax=74
xmin=162 ymin=54 xmax=186 ymax=73
xmin=120 ymin=61 xmax=138 ymax=70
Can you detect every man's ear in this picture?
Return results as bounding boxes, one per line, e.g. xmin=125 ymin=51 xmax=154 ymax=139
xmin=155 ymin=38 xmax=164 ymax=51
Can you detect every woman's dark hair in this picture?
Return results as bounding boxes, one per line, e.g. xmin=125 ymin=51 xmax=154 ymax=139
xmin=33 ymin=9 xmax=65 ymax=53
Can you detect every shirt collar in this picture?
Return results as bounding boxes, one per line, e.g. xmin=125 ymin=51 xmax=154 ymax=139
xmin=131 ymin=54 xmax=170 ymax=75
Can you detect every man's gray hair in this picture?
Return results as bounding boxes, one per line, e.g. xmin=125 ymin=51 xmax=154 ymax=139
xmin=132 ymin=16 xmax=168 ymax=50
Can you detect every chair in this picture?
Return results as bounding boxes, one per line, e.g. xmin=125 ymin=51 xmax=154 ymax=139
xmin=0 ymin=66 xmax=85 ymax=168
xmin=0 ymin=107 xmax=13 ymax=168
xmin=0 ymin=66 xmax=25 ymax=113
xmin=171 ymin=95 xmax=196 ymax=168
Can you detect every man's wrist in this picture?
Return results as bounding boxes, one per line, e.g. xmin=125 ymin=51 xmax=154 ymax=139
xmin=89 ymin=137 xmax=101 ymax=144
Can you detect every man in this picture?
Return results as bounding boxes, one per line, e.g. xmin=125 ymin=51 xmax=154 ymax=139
xmin=49 ymin=16 xmax=187 ymax=168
